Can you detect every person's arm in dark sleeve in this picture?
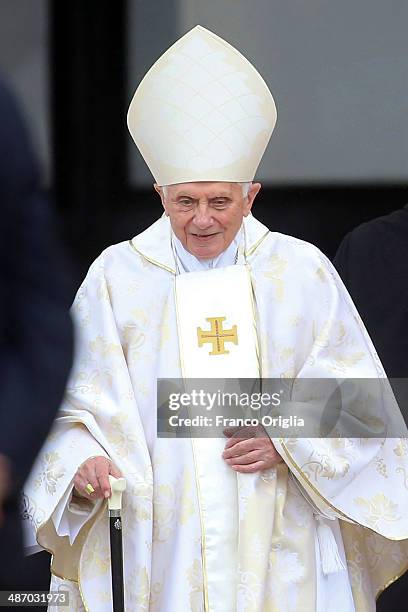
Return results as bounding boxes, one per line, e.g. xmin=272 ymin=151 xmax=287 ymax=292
xmin=0 ymin=80 xmax=73 ymax=492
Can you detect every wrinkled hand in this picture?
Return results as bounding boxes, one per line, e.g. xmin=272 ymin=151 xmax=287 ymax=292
xmin=222 ymin=426 xmax=283 ymax=473
xmin=73 ymin=456 xmax=122 ymax=500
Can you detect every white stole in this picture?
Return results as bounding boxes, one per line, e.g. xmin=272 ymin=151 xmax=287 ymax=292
xmin=175 ymin=264 xmax=259 ymax=612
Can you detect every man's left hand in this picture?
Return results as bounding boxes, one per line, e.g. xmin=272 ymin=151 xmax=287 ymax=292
xmin=222 ymin=426 xmax=283 ymax=473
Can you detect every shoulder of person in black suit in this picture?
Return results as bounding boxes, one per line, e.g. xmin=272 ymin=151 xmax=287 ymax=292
xmin=334 ymin=205 xmax=408 ymax=377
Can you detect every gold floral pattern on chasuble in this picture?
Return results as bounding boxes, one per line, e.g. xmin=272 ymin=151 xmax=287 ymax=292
xmin=152 ymin=484 xmax=177 ymax=543
xmin=354 ymin=493 xmax=400 ymax=529
xmin=396 ymin=466 xmax=408 ymax=490
xmin=260 ymin=340 xmax=296 ymax=379
xmin=71 ymin=369 xmax=112 ymax=398
xmin=149 ymin=578 xmax=164 ymax=610
xmin=343 ymin=536 xmax=371 ymax=595
xmin=153 ymin=470 xmax=195 ymax=542
xmin=312 ymin=319 xmax=366 ymax=373
xmin=340 ymin=521 xmax=408 ymax=607
xmin=269 ymin=544 xmax=306 ymax=585
xmin=235 ymin=461 xmax=316 ymax=612
xmin=178 ymin=470 xmax=195 ymax=525
xmin=89 ymin=335 xmax=123 ymax=359
xmin=121 ymin=321 xmax=146 ymax=362
xmin=237 ymin=567 xmax=263 ymax=612
xmin=80 ymin=529 xmax=110 ymax=580
xmin=365 ymin=530 xmax=406 ymax=573
xmin=96 ymin=277 xmax=110 ymax=302
xmin=262 ymin=254 xmax=288 ymax=302
xmin=374 ymin=456 xmax=388 ymax=478
xmin=315 ymin=265 xmax=327 ymax=283
xmin=105 ymin=412 xmax=142 ymax=459
xmin=123 ymin=471 xmax=153 ymax=523
xmin=21 ymin=493 xmax=46 ymax=531
xmin=125 ymin=566 xmax=151 ymax=610
xmin=186 ymin=559 xmax=204 ymax=612
xmin=34 ymin=451 xmax=65 ymax=495
xmin=300 ymin=447 xmax=351 ymax=482
xmin=159 ymin=299 xmax=171 ymax=348
xmin=237 ymin=480 xmax=276 ymax=610
xmin=394 ymin=438 xmax=408 ymax=457
xmin=263 ymin=544 xmax=310 ymax=612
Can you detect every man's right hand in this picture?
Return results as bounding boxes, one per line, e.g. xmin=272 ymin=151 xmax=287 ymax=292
xmin=73 ymin=456 xmax=122 ymax=500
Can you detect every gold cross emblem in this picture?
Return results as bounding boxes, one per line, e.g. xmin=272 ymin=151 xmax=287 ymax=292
xmin=197 ymin=317 xmax=238 ymax=356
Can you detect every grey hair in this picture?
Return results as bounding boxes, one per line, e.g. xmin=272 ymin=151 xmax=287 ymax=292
xmin=240 ymin=182 xmax=252 ymax=197
xmin=162 ymin=182 xmax=252 ymax=198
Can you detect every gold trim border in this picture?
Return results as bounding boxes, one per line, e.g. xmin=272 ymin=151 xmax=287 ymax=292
xmin=244 ymin=229 xmax=270 ymax=258
xmin=129 ymin=240 xmax=176 ymax=275
xmin=375 ymin=562 xmax=408 ymax=602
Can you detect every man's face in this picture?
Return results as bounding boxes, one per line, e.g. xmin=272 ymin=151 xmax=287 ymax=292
xmin=156 ymin=182 xmax=261 ymax=259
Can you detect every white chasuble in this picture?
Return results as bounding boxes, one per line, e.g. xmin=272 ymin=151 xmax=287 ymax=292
xmin=23 ymin=214 xmax=408 ymax=612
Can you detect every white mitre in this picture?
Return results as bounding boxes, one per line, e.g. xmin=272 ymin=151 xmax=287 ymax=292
xmin=127 ymin=26 xmax=277 ymax=185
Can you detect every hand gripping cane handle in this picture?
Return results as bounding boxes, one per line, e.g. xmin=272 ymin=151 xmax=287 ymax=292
xmin=108 ymin=476 xmax=126 ymax=612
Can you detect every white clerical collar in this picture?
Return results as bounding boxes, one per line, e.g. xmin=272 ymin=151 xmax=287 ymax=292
xmin=172 ymin=228 xmax=243 ymax=274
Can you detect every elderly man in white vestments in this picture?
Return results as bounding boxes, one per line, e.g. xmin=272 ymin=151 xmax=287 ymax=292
xmin=24 ymin=26 xmax=408 ymax=612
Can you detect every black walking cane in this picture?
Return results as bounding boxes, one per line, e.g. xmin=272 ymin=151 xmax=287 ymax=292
xmin=108 ymin=475 xmax=127 ymax=612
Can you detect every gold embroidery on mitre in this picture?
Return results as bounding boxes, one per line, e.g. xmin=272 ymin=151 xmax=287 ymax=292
xmin=197 ymin=316 xmax=238 ymax=356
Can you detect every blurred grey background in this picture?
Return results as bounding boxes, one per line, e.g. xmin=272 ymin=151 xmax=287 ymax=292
xmin=0 ymin=0 xmax=51 ymax=183
xmin=2 ymin=0 xmax=407 ymax=189
xmin=128 ymin=0 xmax=408 ymax=186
